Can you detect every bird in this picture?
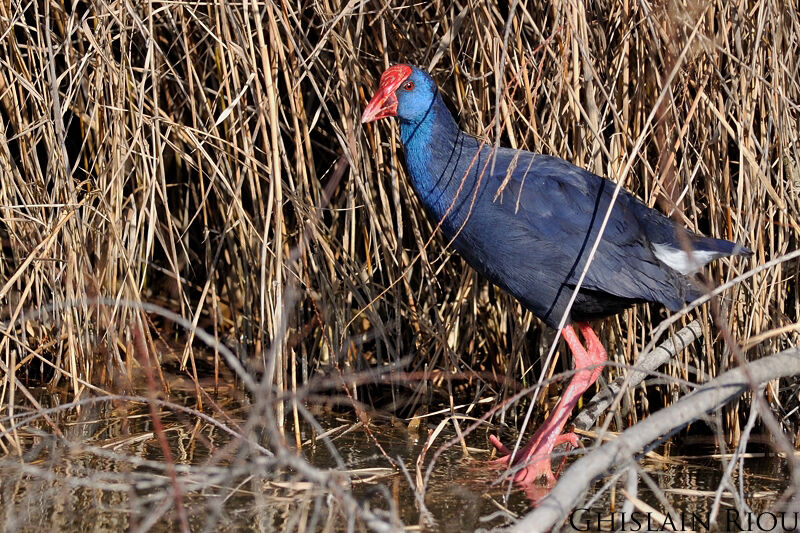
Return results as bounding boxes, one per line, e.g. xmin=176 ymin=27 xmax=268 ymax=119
xmin=360 ymin=64 xmax=751 ymax=487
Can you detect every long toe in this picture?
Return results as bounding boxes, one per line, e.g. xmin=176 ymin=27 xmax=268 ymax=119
xmin=490 ymin=431 xmax=581 ymax=486
xmin=488 ymin=434 xmax=512 ymax=456
xmin=554 ymin=432 xmax=580 ymax=449
xmin=488 ymin=434 xmax=544 ymax=464
xmin=488 ymin=440 xmax=556 ymax=486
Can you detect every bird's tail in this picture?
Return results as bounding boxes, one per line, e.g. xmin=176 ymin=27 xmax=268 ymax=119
xmin=652 ymin=236 xmax=751 ymax=276
xmin=673 ymin=237 xmax=752 ymax=306
xmin=692 ymin=236 xmax=753 ymax=258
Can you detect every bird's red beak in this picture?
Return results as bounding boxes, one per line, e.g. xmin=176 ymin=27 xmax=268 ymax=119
xmin=361 ymin=65 xmax=413 ymax=123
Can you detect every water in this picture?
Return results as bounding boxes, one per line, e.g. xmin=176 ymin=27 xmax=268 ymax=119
xmin=0 ymin=387 xmax=791 ymax=532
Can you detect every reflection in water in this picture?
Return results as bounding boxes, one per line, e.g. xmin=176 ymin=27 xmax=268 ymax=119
xmin=0 ymin=389 xmax=791 ymax=532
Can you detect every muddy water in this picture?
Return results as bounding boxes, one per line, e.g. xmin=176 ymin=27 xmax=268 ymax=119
xmin=0 ymin=389 xmax=791 ymax=532
xmin=307 ymin=418 xmax=791 ymax=532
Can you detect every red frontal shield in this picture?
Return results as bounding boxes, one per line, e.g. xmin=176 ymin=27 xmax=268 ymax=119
xmin=361 ymin=65 xmax=413 ymax=123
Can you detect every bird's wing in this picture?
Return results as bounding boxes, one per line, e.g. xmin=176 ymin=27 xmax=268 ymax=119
xmin=483 ymin=150 xmax=689 ymax=308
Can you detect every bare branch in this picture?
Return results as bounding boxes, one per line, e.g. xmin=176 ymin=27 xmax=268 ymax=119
xmin=510 ymin=346 xmax=800 ymax=533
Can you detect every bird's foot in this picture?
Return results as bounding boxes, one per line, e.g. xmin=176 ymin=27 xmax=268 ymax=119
xmin=488 ymin=431 xmax=579 ymax=486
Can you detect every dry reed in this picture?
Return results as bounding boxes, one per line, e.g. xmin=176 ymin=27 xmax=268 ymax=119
xmin=0 ymin=0 xmax=798 ymax=530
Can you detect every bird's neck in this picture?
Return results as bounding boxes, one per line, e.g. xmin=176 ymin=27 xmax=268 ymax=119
xmin=399 ymin=96 xmax=477 ymax=219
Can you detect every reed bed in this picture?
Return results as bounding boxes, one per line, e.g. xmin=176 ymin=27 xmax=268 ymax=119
xmin=0 ymin=0 xmax=798 ymax=530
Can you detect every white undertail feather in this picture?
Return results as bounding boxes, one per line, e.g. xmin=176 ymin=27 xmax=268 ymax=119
xmin=652 ymin=243 xmax=725 ymax=275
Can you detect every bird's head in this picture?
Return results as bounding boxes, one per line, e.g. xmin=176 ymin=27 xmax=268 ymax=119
xmin=361 ymin=65 xmax=437 ymax=125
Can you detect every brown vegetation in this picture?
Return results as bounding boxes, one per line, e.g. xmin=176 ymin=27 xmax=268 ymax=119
xmin=0 ymin=0 xmax=798 ymax=530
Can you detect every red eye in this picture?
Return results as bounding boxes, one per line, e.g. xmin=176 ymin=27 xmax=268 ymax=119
xmin=403 ymin=80 xmax=415 ymax=90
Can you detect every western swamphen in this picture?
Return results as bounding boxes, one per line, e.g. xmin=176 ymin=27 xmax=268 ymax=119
xmin=361 ymin=64 xmax=750 ymax=486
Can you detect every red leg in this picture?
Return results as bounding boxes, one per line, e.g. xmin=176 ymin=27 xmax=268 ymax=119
xmin=489 ymin=322 xmax=607 ymax=486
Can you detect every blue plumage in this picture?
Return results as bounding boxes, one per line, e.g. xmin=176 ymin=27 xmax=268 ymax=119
xmin=367 ymin=66 xmax=750 ymax=329
xmin=362 ymin=64 xmax=754 ymax=486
